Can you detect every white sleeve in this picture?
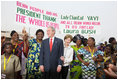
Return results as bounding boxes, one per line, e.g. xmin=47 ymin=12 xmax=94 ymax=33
xmin=64 ymin=48 xmax=73 ymax=63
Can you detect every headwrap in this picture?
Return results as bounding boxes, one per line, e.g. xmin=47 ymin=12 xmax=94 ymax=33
xmin=73 ymin=34 xmax=84 ymax=43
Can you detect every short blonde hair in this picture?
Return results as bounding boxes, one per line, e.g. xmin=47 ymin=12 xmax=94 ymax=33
xmin=64 ymin=34 xmax=73 ymax=42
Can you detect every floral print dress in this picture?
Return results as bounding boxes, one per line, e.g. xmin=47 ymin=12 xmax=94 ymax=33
xmin=26 ymin=39 xmax=42 ymax=79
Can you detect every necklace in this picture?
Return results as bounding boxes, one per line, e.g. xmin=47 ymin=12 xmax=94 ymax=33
xmin=4 ymin=54 xmax=12 ymax=71
xmin=88 ymin=46 xmax=95 ymax=57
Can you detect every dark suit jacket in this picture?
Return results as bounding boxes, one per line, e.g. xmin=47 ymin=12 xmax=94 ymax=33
xmin=40 ymin=37 xmax=64 ymax=72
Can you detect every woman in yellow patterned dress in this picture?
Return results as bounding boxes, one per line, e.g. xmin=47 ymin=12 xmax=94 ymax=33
xmin=25 ymin=29 xmax=44 ymax=79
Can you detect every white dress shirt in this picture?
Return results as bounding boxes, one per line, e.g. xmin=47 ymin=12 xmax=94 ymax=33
xmin=63 ymin=45 xmax=73 ymax=66
xmin=49 ymin=36 xmax=55 ymax=44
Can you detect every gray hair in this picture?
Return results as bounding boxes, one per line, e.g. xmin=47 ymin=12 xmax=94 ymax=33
xmin=48 ymin=26 xmax=56 ymax=34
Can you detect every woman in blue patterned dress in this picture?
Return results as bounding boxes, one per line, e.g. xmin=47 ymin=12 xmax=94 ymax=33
xmin=77 ymin=37 xmax=104 ymax=79
xmin=25 ymin=29 xmax=44 ymax=79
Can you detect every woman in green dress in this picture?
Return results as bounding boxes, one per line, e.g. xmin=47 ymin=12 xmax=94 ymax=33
xmin=69 ymin=34 xmax=84 ymax=79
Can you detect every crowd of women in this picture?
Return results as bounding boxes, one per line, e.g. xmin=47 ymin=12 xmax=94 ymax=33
xmin=1 ymin=27 xmax=117 ymax=79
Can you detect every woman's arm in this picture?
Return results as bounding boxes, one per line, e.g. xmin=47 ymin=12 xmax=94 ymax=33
xmin=96 ymin=54 xmax=104 ymax=62
xmin=77 ymin=54 xmax=89 ymax=66
xmin=23 ymin=34 xmax=29 ymax=57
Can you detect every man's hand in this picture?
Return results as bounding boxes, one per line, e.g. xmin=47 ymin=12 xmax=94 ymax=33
xmin=104 ymin=64 xmax=117 ymax=79
xmin=40 ymin=65 xmax=44 ymax=72
xmin=57 ymin=65 xmax=61 ymax=72
xmin=22 ymin=27 xmax=27 ymax=34
xmin=104 ymin=68 xmax=117 ymax=79
xmin=23 ymin=33 xmax=28 ymax=42
xmin=109 ymin=64 xmax=117 ymax=72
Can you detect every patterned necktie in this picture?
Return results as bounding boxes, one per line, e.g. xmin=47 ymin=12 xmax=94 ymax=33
xmin=50 ymin=38 xmax=53 ymax=52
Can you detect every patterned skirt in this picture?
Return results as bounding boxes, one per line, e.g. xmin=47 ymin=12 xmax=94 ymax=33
xmin=26 ymin=59 xmax=42 ymax=79
xmin=82 ymin=69 xmax=96 ymax=79
xmin=96 ymin=62 xmax=106 ymax=79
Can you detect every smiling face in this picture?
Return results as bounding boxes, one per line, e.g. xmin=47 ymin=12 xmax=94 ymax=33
xmin=11 ymin=32 xmax=19 ymax=42
xmin=112 ymin=39 xmax=117 ymax=44
xmin=105 ymin=46 xmax=111 ymax=55
xmin=47 ymin=27 xmax=55 ymax=38
xmin=87 ymin=37 xmax=95 ymax=47
xmin=76 ymin=39 xmax=82 ymax=46
xmin=4 ymin=45 xmax=13 ymax=54
xmin=36 ymin=32 xmax=44 ymax=40
xmin=64 ymin=38 xmax=71 ymax=45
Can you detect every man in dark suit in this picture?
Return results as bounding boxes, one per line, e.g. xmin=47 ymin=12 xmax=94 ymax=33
xmin=40 ymin=26 xmax=64 ymax=79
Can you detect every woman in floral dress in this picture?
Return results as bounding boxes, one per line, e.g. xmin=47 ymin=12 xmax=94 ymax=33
xmin=25 ymin=29 xmax=44 ymax=79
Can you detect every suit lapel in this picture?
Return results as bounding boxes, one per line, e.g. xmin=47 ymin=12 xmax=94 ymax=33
xmin=47 ymin=38 xmax=51 ymax=54
xmin=52 ymin=37 xmax=57 ymax=52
